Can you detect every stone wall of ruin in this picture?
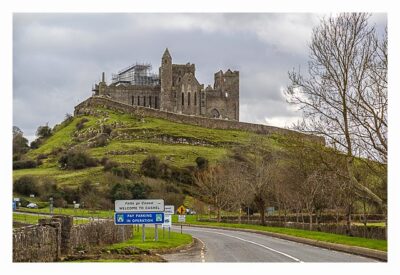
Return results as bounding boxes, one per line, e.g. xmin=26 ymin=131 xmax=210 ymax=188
xmin=74 ymin=96 xmax=325 ymax=144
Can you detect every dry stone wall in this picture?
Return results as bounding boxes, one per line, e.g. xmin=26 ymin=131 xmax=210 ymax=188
xmin=74 ymin=96 xmax=325 ymax=144
xmin=13 ymin=215 xmax=132 ymax=262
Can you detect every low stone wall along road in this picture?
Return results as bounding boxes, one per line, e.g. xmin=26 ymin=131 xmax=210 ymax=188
xmin=162 ymin=226 xmax=377 ymax=262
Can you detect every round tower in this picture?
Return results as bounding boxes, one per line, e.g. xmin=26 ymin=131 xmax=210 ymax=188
xmin=160 ymin=48 xmax=173 ymax=111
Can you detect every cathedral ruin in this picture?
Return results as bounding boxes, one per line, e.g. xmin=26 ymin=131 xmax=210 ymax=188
xmin=92 ymin=48 xmax=239 ymax=121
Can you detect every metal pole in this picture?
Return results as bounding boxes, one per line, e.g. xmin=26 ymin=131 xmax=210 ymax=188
xmin=155 ymin=224 xmax=158 ymax=241
xmin=169 ymin=227 xmax=171 ymax=239
xmin=181 ymin=224 xmax=182 ymax=234
xmin=163 ymin=226 xmax=165 ymax=239
xmin=142 ymin=224 xmax=145 ymax=242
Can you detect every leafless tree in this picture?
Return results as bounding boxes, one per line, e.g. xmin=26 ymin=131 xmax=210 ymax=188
xmin=194 ymin=165 xmax=230 ymax=222
xmin=286 ymin=13 xmax=387 ymax=209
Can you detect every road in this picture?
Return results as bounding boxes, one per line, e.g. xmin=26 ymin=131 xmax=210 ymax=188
xmin=162 ymin=225 xmax=377 ymax=262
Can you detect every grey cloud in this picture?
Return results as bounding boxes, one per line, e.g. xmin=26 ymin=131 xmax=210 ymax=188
xmin=13 ymin=13 xmax=386 ymax=140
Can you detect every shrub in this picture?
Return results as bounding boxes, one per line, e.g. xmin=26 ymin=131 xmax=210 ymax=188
xmin=129 ymin=182 xmax=151 ymax=199
xmin=36 ymin=125 xmax=52 ymax=138
xmin=14 ymin=176 xmax=39 ymax=196
xmin=13 ymin=160 xmax=37 ymax=170
xmin=195 ymin=157 xmax=209 ymax=170
xmin=58 ymin=151 xmax=97 ymax=169
xmin=102 ymin=124 xmax=113 ymax=135
xmin=111 ymin=167 xmax=131 ymax=179
xmin=89 ymin=133 xmax=109 ymax=147
xmin=103 ymin=159 xmax=119 ymax=171
xmin=36 ymin=154 xmax=48 ymax=160
xmin=30 ymin=139 xmax=42 ymax=149
xmin=140 ymin=155 xmax=162 ymax=178
xmin=76 ymin=118 xmax=89 ymax=131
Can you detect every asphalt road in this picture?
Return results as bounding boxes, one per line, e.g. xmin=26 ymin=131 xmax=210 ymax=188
xmin=162 ymin=225 xmax=377 ymax=263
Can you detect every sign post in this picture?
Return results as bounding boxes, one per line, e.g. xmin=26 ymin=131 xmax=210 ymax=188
xmin=162 ymin=205 xmax=174 ymax=239
xmin=114 ymin=199 xmax=165 ymax=242
xmin=177 ymin=205 xmax=186 ymax=234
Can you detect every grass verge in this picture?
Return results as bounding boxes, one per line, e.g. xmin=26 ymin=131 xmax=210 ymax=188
xmin=108 ymin=226 xmax=192 ymax=251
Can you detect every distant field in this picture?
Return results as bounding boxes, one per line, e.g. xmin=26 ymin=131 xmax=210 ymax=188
xmin=13 ymin=212 xmax=90 ymax=225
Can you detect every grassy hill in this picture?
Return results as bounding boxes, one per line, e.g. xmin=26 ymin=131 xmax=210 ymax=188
xmin=14 ymin=106 xmax=284 ymax=188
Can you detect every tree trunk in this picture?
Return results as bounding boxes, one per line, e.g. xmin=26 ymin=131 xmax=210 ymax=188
xmin=238 ymin=207 xmax=242 ymax=224
xmin=217 ymin=206 xmax=221 ymax=223
xmin=309 ymin=213 xmax=313 ymax=231
xmin=259 ymin=206 xmax=266 ymax=226
xmin=346 ymin=205 xmax=353 ymax=236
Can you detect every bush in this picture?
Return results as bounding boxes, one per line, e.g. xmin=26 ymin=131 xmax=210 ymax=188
xmin=130 ymin=182 xmax=151 ymax=199
xmin=102 ymin=124 xmax=113 ymax=135
xmin=58 ymin=151 xmax=97 ymax=169
xmin=36 ymin=125 xmax=52 ymax=138
xmin=13 ymin=160 xmax=37 ymax=170
xmin=195 ymin=157 xmax=208 ymax=170
xmin=111 ymin=167 xmax=131 ymax=179
xmin=14 ymin=176 xmax=39 ymax=196
xmin=30 ymin=139 xmax=42 ymax=149
xmin=103 ymin=159 xmax=119 ymax=171
xmin=88 ymin=133 xmax=109 ymax=147
xmin=170 ymin=167 xmax=195 ymax=184
xmin=76 ymin=118 xmax=89 ymax=131
xmin=140 ymin=155 xmax=162 ymax=178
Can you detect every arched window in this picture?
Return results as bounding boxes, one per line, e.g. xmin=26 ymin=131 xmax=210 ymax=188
xmin=188 ymin=92 xmax=191 ymax=106
xmin=211 ymin=109 xmax=220 ymax=118
xmin=143 ymin=96 xmax=146 ymax=107
xmin=137 ymin=96 xmax=140 ymax=106
xmin=131 ymin=96 xmax=134 ymax=105
xmin=149 ymin=96 xmax=152 ymax=107
xmin=182 ymin=93 xmax=184 ymax=106
xmin=194 ymin=92 xmax=197 ymax=106
xmin=155 ymin=96 xmax=158 ymax=109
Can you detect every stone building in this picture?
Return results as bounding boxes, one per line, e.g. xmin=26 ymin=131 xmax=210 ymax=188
xmin=92 ymin=48 xmax=239 ymax=120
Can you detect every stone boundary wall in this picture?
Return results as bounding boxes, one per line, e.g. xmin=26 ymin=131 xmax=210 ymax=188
xmin=13 ymin=216 xmax=132 ymax=262
xmin=13 ymin=223 xmax=60 ymax=262
xmin=74 ymin=96 xmax=325 ymax=144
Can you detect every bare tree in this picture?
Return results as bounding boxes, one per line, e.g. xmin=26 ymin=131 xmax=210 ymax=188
xmin=286 ymin=13 xmax=387 ymax=209
xmin=194 ymin=165 xmax=230 ymax=222
xmin=223 ymin=159 xmax=253 ymax=223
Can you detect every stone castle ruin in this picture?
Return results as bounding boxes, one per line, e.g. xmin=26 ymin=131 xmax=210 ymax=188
xmin=92 ymin=48 xmax=239 ymax=120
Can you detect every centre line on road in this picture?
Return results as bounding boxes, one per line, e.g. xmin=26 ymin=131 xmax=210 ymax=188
xmin=185 ymin=228 xmax=303 ymax=263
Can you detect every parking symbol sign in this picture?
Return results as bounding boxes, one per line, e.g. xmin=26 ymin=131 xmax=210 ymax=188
xmin=117 ymin=214 xmax=124 ymax=222
xmin=156 ymin=214 xmax=162 ymax=222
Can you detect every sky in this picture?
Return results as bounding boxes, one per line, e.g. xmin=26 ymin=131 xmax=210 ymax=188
xmin=13 ymin=13 xmax=387 ymax=141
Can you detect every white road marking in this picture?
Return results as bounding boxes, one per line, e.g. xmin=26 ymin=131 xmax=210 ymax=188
xmin=197 ymin=237 xmax=206 ymax=263
xmin=185 ymin=227 xmax=303 ymax=262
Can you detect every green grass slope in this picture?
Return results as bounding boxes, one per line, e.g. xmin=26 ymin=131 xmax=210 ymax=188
xmin=14 ymin=106 xmax=284 ymax=187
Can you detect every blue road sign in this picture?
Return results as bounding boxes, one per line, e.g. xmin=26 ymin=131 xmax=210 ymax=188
xmin=114 ymin=212 xmax=164 ymax=225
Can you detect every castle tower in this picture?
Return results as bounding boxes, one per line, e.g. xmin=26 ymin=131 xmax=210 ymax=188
xmin=213 ymin=69 xmax=239 ymax=120
xmin=160 ymin=48 xmax=173 ymax=111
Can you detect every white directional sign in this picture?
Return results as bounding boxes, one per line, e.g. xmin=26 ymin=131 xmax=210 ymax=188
xmin=164 ymin=205 xmax=175 ymax=215
xmin=178 ymin=215 xmax=186 ymax=223
xmin=162 ymin=214 xmax=172 ymax=228
xmin=115 ymin=199 xmax=164 ymax=212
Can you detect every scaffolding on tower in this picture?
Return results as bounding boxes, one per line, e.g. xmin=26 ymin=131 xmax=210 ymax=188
xmin=111 ymin=63 xmax=160 ymax=86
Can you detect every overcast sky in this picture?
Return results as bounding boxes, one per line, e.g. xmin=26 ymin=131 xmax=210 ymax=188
xmin=13 ymin=13 xmax=387 ymax=141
